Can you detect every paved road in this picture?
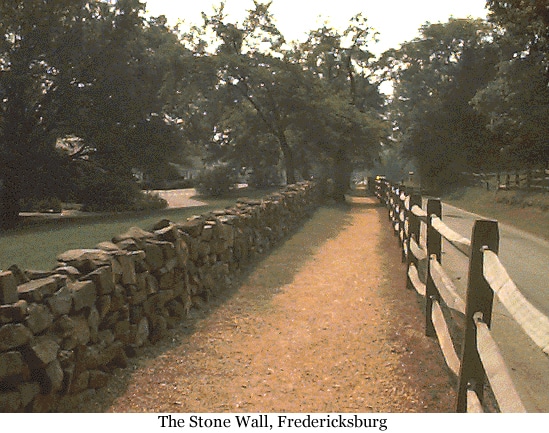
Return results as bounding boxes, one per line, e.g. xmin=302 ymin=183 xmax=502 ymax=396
xmin=442 ymin=204 xmax=549 ymax=315
xmin=440 ymin=203 xmax=549 ymax=412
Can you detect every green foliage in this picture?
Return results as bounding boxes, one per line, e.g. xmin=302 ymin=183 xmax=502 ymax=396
xmin=78 ymin=172 xmax=167 ymax=213
xmin=0 ymin=0 xmax=188 ymax=227
xmin=3 ymin=0 xmax=547 ymax=228
xmin=375 ymin=4 xmax=549 ymax=189
xmin=19 ymin=197 xmax=63 ymax=214
xmin=0 ymin=0 xmax=88 ymax=227
xmin=472 ymin=1 xmax=549 ymax=168
xmin=196 ymin=165 xmax=240 ymax=197
xmin=380 ymin=18 xmax=500 ymax=190
xmin=494 ymin=190 xmax=549 ymax=211
xmin=297 ymin=14 xmax=382 ymax=111
xmin=248 ymin=166 xmax=283 ymax=189
xmin=487 ymin=0 xmax=549 ymax=56
xmin=134 ymin=192 xmax=169 ymax=212
xmin=183 ymin=4 xmax=388 ymax=200
xmin=0 ymin=0 xmax=390 ymax=223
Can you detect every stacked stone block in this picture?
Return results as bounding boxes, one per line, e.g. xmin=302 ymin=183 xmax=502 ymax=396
xmin=0 ymin=182 xmax=320 ymax=412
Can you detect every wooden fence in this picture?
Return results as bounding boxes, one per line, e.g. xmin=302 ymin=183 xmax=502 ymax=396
xmin=472 ymin=168 xmax=549 ymax=191
xmin=375 ymin=179 xmax=549 ymax=413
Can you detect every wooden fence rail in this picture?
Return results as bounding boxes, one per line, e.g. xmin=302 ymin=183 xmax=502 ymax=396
xmin=374 ymin=178 xmax=549 ymax=413
xmin=471 ymin=168 xmax=549 ymax=191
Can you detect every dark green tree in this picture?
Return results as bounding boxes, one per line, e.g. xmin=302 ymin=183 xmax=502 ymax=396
xmin=187 ymin=2 xmax=387 ymax=199
xmin=380 ymin=18 xmax=499 ymax=190
xmin=64 ymin=1 xmax=185 ymax=191
xmin=0 ymin=0 xmax=88 ymax=227
xmin=0 ymin=0 xmax=188 ymax=226
xmin=295 ymin=15 xmax=386 ymax=199
xmin=297 ymin=14 xmax=383 ymax=111
xmin=197 ymin=2 xmax=305 ymax=184
xmin=472 ymin=1 xmax=549 ymax=169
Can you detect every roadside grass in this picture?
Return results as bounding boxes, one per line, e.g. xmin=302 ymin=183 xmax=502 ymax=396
xmin=441 ymin=186 xmax=549 ymax=241
xmin=0 ymin=189 xmax=274 ymax=272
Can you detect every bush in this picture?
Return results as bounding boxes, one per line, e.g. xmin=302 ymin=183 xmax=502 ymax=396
xmin=196 ymin=165 xmax=239 ymax=197
xmin=19 ymin=197 xmax=63 ymax=213
xmin=133 ymin=191 xmax=169 ymax=211
xmin=78 ymin=172 xmax=167 ymax=212
xmin=143 ymin=178 xmax=195 ymax=190
xmin=248 ymin=167 xmax=282 ymax=189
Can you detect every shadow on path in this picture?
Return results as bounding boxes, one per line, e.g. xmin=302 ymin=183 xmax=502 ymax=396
xmin=60 ymin=194 xmax=455 ymax=413
xmin=58 ymin=204 xmax=357 ymax=412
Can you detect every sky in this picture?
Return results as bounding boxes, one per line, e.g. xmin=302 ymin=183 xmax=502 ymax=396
xmin=144 ymin=0 xmax=490 ymax=55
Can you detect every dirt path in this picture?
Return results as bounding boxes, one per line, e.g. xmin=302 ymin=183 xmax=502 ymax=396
xmin=71 ymin=200 xmax=455 ymax=412
xmin=154 ymin=188 xmax=207 ymax=208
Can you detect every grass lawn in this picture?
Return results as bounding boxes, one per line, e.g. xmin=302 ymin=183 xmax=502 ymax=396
xmin=0 ymin=189 xmax=274 ymax=272
xmin=442 ymin=186 xmax=549 ymax=241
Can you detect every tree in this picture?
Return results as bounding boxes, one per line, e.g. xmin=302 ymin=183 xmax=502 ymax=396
xmin=297 ymin=14 xmax=382 ymax=111
xmin=187 ymin=3 xmax=387 ymax=199
xmin=0 ymin=0 xmax=188 ymax=226
xmin=194 ymin=2 xmax=307 ymax=184
xmin=379 ymin=18 xmax=500 ymax=190
xmin=63 ymin=1 xmax=185 ymax=187
xmin=472 ymin=1 xmax=549 ymax=169
xmin=295 ymin=15 xmax=386 ymax=199
xmin=0 ymin=0 xmax=89 ymax=227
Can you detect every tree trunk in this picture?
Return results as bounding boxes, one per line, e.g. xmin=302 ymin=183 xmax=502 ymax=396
xmin=332 ymin=149 xmax=351 ymax=202
xmin=0 ymin=173 xmax=21 ymax=230
xmin=279 ymin=134 xmax=297 ymax=185
xmin=346 ymin=54 xmax=357 ymax=107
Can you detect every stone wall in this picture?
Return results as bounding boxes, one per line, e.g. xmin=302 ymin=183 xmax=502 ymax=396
xmin=0 ymin=182 xmax=321 ymax=412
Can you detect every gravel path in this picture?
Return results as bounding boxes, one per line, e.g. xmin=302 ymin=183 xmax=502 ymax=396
xmin=154 ymin=189 xmax=207 ymax=208
xmin=67 ymin=200 xmax=455 ymax=412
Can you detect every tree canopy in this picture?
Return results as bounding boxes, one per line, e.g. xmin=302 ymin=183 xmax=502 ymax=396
xmin=180 ymin=2 xmax=387 ymax=199
xmin=0 ymin=0 xmax=190 ymax=226
xmin=472 ymin=0 xmax=549 ymax=169
xmin=2 ymin=0 xmax=547 ymax=226
xmin=378 ymin=18 xmax=500 ymax=189
xmin=380 ymin=2 xmax=549 ymax=189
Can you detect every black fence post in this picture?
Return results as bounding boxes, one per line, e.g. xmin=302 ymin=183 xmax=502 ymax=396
xmin=456 ymin=219 xmax=499 ymax=412
xmin=425 ymin=198 xmax=442 ymax=337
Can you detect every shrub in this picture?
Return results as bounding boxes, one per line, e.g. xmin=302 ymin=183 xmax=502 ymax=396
xmin=19 ymin=197 xmax=63 ymax=213
xmin=77 ymin=171 xmax=166 ymax=212
xmin=494 ymin=189 xmax=549 ymax=211
xmin=248 ymin=166 xmax=282 ymax=189
xmin=79 ymin=174 xmax=134 ymax=212
xmin=196 ymin=165 xmax=239 ymax=197
xmin=133 ymin=191 xmax=168 ymax=211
